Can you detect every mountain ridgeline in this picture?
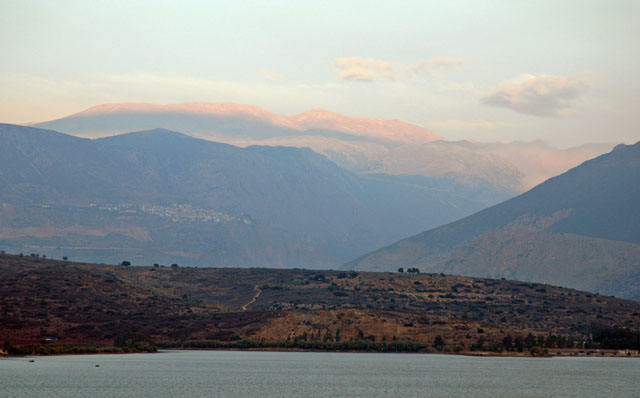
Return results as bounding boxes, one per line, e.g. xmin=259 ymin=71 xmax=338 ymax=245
xmin=33 ymin=102 xmax=612 ymax=193
xmin=0 ymin=123 xmax=506 ymax=268
xmin=346 ymin=142 xmax=640 ymax=300
xmin=33 ymin=102 xmax=442 ymax=143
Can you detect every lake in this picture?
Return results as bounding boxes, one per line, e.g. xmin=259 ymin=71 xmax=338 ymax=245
xmin=1 ymin=350 xmax=638 ymax=397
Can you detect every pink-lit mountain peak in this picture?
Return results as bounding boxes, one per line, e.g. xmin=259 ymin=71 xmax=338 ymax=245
xmin=291 ymin=108 xmax=441 ymax=143
xmin=71 ymin=102 xmax=299 ymax=128
xmin=66 ymin=102 xmax=441 ymax=143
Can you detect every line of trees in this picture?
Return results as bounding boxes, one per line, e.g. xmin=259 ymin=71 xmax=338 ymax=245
xmin=590 ymin=325 xmax=640 ymax=350
xmin=171 ymin=339 xmax=434 ymax=352
xmin=397 ymin=267 xmax=420 ymax=274
xmin=470 ymin=327 xmax=640 ymax=353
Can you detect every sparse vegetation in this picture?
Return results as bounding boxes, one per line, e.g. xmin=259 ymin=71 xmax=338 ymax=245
xmin=1 ymin=252 xmax=639 ymax=356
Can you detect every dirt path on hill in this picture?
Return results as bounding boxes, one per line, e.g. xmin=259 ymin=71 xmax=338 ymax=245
xmin=242 ymin=286 xmax=262 ymax=311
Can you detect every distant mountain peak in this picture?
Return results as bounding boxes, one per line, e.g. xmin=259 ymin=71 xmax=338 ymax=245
xmin=69 ymin=102 xmax=300 ymax=129
xmin=291 ymin=107 xmax=441 ymax=143
xmin=102 ymin=127 xmax=198 ymax=141
xmin=97 ymin=127 xmax=223 ymax=151
xmin=40 ymin=102 xmax=441 ymax=144
xmin=70 ymin=102 xmax=160 ymax=116
xmin=118 ymin=127 xmax=190 ymax=136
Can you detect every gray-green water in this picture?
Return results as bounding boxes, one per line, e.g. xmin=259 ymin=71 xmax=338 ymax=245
xmin=1 ymin=350 xmax=639 ymax=397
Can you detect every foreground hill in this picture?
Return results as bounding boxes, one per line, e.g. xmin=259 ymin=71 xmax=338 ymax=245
xmin=32 ymin=102 xmax=611 ymax=192
xmin=0 ymin=123 xmax=504 ymax=268
xmin=346 ymin=142 xmax=640 ymax=300
xmin=2 ymin=254 xmax=639 ymax=355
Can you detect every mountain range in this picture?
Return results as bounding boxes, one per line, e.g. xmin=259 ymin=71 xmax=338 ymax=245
xmin=34 ymin=102 xmax=442 ymax=143
xmin=5 ymin=103 xmax=635 ymax=299
xmin=0 ymin=123 xmax=506 ymax=268
xmin=33 ymin=102 xmax=612 ymax=193
xmin=345 ymin=142 xmax=640 ymax=300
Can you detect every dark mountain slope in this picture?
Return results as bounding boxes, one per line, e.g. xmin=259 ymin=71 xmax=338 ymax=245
xmin=345 ymin=142 xmax=640 ymax=300
xmin=0 ymin=124 xmax=505 ymax=268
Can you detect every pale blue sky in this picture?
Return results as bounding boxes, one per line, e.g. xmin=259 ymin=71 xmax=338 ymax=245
xmin=1 ymin=0 xmax=639 ymax=146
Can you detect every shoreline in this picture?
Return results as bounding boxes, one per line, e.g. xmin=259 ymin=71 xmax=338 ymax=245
xmin=3 ymin=345 xmax=638 ymax=359
xmin=165 ymin=347 xmax=640 ymax=358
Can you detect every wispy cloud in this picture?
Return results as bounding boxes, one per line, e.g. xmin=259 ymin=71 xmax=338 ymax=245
xmin=482 ymin=74 xmax=587 ymax=117
xmin=333 ymin=57 xmax=395 ymax=82
xmin=333 ymin=56 xmax=464 ymax=82
xmin=411 ymin=57 xmax=465 ymax=76
xmin=260 ymin=70 xmax=284 ymax=81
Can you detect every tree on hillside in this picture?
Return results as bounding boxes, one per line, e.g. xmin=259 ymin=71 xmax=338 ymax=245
xmin=514 ymin=335 xmax=524 ymax=352
xmin=433 ymin=335 xmax=445 ymax=350
xmin=502 ymin=334 xmax=513 ymax=350
xmin=524 ymin=333 xmax=536 ymax=350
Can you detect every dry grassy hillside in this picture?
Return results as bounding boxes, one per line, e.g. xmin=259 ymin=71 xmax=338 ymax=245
xmin=1 ymin=254 xmax=639 ymax=355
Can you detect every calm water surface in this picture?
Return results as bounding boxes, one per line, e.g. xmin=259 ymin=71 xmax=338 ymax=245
xmin=1 ymin=350 xmax=639 ymax=397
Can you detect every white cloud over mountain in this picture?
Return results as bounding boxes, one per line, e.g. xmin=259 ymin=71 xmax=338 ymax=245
xmin=482 ymin=74 xmax=587 ymax=117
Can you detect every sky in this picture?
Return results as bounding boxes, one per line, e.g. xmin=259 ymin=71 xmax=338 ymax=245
xmin=1 ymin=0 xmax=639 ymax=147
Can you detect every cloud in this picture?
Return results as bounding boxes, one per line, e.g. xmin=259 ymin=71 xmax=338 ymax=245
xmin=332 ymin=56 xmax=464 ymax=82
xmin=412 ymin=57 xmax=465 ymax=76
xmin=482 ymin=74 xmax=587 ymax=117
xmin=260 ymin=70 xmax=284 ymax=81
xmin=333 ymin=57 xmax=395 ymax=82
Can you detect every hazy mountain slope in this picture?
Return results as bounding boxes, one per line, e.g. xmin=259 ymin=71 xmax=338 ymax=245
xmin=224 ymin=136 xmax=611 ymax=194
xmin=0 ymin=123 xmax=146 ymax=205
xmin=366 ymin=140 xmax=524 ymax=192
xmin=0 ymin=123 xmax=505 ymax=268
xmin=345 ymin=142 xmax=640 ymax=300
xmin=470 ymin=141 xmax=614 ymax=190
